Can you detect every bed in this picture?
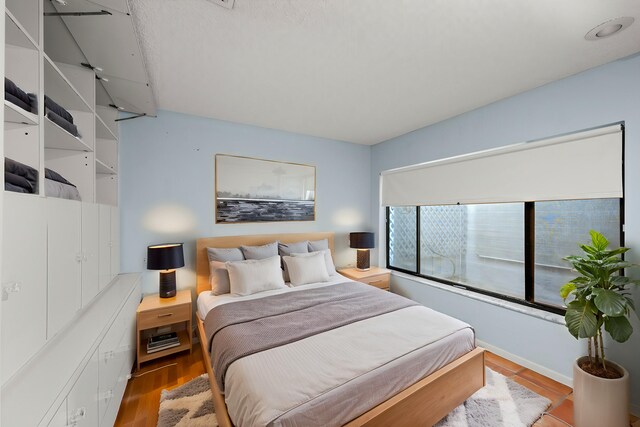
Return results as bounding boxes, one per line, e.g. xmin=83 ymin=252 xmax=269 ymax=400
xmin=196 ymin=232 xmax=485 ymax=427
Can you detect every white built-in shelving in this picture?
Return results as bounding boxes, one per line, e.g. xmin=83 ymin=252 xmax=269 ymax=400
xmin=3 ymin=1 xmax=119 ymax=204
xmin=3 ymin=3 xmax=129 ymax=427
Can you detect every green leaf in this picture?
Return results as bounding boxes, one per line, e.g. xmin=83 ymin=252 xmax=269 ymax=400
xmin=560 ymin=283 xmax=576 ymax=300
xmin=604 ymin=316 xmax=633 ymax=343
xmin=593 ymin=289 xmax=627 ymax=316
xmin=565 ymin=300 xmax=598 ymax=339
xmin=590 ymin=230 xmax=609 ymax=251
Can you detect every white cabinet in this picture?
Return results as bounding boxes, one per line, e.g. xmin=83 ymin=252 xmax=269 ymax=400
xmin=99 ymin=204 xmax=111 ymax=290
xmin=47 ymin=198 xmax=82 ymax=339
xmin=110 ymin=206 xmax=120 ymax=277
xmin=82 ymin=203 xmax=100 ymax=306
xmin=1 ymin=193 xmax=47 ymax=384
xmin=67 ymin=349 xmax=99 ymax=427
xmin=48 ymin=400 xmax=68 ymax=427
xmin=1 ymin=274 xmax=139 ymax=427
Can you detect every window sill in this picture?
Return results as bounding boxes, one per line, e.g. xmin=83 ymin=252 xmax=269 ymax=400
xmin=390 ymin=271 xmax=566 ymax=325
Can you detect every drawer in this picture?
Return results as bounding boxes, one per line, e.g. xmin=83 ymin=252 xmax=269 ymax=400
xmin=360 ymin=274 xmax=390 ymax=290
xmin=138 ymin=303 xmax=190 ymax=329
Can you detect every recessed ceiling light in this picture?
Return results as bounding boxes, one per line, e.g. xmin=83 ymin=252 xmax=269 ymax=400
xmin=585 ymin=17 xmax=634 ymax=40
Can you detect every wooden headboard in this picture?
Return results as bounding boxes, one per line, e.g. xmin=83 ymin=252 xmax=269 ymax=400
xmin=196 ymin=232 xmax=335 ymax=295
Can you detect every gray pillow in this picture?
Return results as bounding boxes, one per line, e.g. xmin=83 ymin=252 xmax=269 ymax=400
xmin=240 ymin=241 xmax=278 ymax=260
xmin=308 ymin=239 xmax=329 ymax=252
xmin=279 ymin=241 xmax=309 ymax=282
xmin=207 ymin=247 xmax=245 ymax=262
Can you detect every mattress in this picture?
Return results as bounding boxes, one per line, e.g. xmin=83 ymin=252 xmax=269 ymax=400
xmin=198 ymin=279 xmax=475 ymax=427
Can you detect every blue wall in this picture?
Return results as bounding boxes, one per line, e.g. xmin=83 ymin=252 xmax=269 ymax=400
xmin=371 ymin=53 xmax=640 ymax=412
xmin=119 ymin=110 xmax=372 ymax=296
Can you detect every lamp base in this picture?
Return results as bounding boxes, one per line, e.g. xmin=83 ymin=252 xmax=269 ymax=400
xmin=356 ymin=249 xmax=371 ymax=271
xmin=159 ymin=270 xmax=177 ymax=298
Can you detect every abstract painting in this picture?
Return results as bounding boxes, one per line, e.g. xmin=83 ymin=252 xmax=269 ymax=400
xmin=215 ymin=154 xmax=316 ymax=223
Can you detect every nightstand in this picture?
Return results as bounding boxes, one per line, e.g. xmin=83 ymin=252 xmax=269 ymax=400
xmin=136 ymin=289 xmax=192 ymax=370
xmin=339 ymin=266 xmax=391 ymax=291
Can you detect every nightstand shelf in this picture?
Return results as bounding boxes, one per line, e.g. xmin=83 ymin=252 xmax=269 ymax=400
xmin=339 ymin=266 xmax=391 ymax=290
xmin=136 ymin=289 xmax=192 ymax=370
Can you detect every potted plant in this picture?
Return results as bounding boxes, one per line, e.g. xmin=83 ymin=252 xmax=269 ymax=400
xmin=560 ymin=230 xmax=639 ymax=427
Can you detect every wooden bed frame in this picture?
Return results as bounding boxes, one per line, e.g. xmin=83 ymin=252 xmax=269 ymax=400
xmin=195 ymin=232 xmax=485 ymax=427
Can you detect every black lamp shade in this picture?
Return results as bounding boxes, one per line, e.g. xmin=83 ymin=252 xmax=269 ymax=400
xmin=147 ymin=243 xmax=185 ymax=270
xmin=147 ymin=243 xmax=184 ymax=298
xmin=350 ymin=232 xmax=375 ymax=249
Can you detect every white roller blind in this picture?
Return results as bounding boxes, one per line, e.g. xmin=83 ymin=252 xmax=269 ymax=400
xmin=381 ymin=124 xmax=623 ymax=206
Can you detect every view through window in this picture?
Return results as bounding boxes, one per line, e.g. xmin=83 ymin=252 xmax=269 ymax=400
xmin=387 ymin=199 xmax=621 ymax=312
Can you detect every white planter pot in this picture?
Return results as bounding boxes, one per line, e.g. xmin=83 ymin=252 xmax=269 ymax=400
xmin=573 ymin=356 xmax=629 ymax=427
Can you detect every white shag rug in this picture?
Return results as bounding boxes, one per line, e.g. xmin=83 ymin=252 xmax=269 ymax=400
xmin=435 ymin=368 xmax=551 ymax=427
xmin=158 ymin=369 xmax=550 ymax=427
xmin=157 ymin=374 xmax=218 ymax=427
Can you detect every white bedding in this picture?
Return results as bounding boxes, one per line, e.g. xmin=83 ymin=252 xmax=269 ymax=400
xmin=198 ymin=277 xmax=475 ymax=427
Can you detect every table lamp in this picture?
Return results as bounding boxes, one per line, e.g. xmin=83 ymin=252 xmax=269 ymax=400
xmin=350 ymin=232 xmax=375 ymax=271
xmin=147 ymin=243 xmax=185 ymax=298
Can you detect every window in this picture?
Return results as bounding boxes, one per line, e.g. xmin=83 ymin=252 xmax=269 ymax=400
xmin=387 ymin=199 xmax=622 ymax=313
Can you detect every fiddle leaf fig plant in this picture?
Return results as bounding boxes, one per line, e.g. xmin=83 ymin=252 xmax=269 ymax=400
xmin=560 ymin=230 xmax=640 ymax=376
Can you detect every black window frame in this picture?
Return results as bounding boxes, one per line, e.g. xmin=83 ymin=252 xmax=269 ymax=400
xmin=385 ymin=125 xmax=625 ymax=316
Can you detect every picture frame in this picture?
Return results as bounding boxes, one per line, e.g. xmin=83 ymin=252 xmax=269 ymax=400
xmin=215 ymin=154 xmax=316 ymax=223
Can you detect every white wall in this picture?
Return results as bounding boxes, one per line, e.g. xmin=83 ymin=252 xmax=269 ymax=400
xmin=371 ymin=53 xmax=640 ymax=413
xmin=119 ymin=110 xmax=372 ymax=296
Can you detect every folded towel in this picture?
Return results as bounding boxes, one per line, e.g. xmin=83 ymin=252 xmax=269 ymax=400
xmin=5 ymin=182 xmax=30 ymax=193
xmin=28 ymin=93 xmax=38 ymax=114
xmin=45 ymin=168 xmax=76 ymax=188
xmin=5 ymin=92 xmax=32 ymax=112
xmin=5 ymin=171 xmax=35 ymax=193
xmin=5 ymin=157 xmax=38 ymax=189
xmin=47 ymin=110 xmax=79 ymax=137
xmin=44 ymin=95 xmax=74 ymax=124
xmin=5 ymin=78 xmax=31 ymax=105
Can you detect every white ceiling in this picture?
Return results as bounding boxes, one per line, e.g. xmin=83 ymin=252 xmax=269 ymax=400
xmin=129 ymin=0 xmax=640 ymax=145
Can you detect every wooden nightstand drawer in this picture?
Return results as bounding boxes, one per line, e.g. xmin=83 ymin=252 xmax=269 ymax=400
xmin=138 ymin=303 xmax=190 ymax=330
xmin=360 ymin=274 xmax=390 ymax=290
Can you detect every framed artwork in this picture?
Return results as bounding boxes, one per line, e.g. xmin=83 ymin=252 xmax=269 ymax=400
xmin=215 ymin=154 xmax=316 ymax=223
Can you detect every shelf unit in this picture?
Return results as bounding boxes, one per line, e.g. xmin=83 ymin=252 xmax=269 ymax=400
xmin=3 ymin=1 xmax=119 ymax=205
xmin=4 ymin=6 xmax=41 ymax=190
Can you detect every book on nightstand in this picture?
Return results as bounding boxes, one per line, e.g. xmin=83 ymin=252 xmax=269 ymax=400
xmin=147 ymin=332 xmax=180 ymax=353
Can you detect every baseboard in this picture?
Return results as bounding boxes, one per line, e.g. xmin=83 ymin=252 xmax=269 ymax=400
xmin=477 ymin=339 xmax=573 ymax=387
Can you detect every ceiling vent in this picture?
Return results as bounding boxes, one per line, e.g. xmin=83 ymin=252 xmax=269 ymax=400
xmin=208 ymin=0 xmax=235 ymax=10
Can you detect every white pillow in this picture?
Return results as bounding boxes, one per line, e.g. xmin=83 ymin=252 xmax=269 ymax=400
xmin=226 ymin=255 xmax=287 ymax=296
xmin=292 ymin=249 xmax=336 ymax=276
xmin=283 ymin=252 xmax=330 ymax=286
xmin=209 ymin=260 xmax=231 ymax=295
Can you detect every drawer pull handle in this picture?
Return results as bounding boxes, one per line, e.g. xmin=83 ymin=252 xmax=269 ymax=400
xmin=69 ymin=407 xmax=86 ymax=422
xmin=2 ymin=282 xmax=22 ymax=301
xmin=369 ymin=280 xmax=384 ymax=285
xmin=158 ymin=313 xmax=173 ymax=318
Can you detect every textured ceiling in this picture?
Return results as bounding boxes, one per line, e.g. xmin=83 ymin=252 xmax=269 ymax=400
xmin=129 ymin=0 xmax=640 ymax=145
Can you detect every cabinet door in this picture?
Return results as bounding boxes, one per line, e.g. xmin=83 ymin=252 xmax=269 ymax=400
xmin=67 ymin=349 xmax=99 ymax=427
xmin=82 ymin=203 xmax=100 ymax=306
xmin=110 ymin=206 xmax=119 ymax=279
xmin=48 ymin=399 xmax=68 ymax=427
xmin=98 ymin=319 xmax=125 ymax=423
xmin=98 ymin=204 xmax=111 ymax=290
xmin=47 ymin=198 xmax=82 ymax=339
xmin=1 ymin=193 xmax=47 ymax=384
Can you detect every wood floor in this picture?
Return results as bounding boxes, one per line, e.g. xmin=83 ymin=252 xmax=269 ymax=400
xmin=115 ymin=344 xmax=206 ymax=427
xmin=115 ymin=344 xmax=638 ymax=427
